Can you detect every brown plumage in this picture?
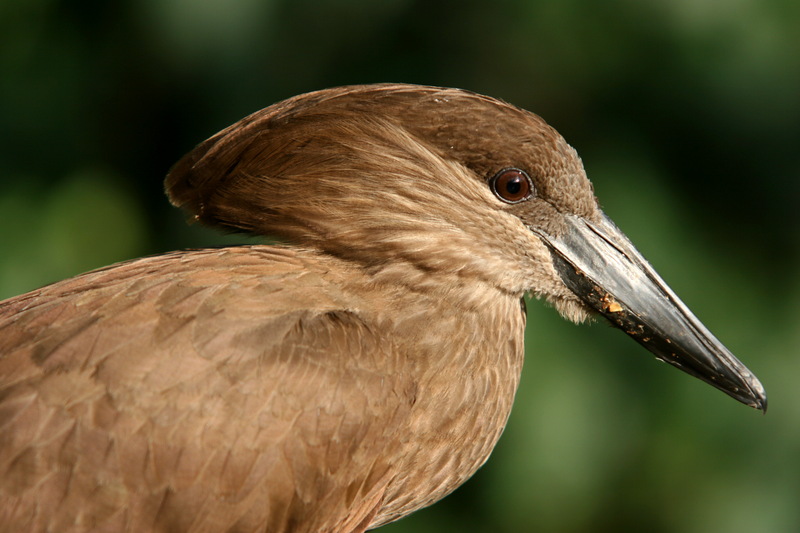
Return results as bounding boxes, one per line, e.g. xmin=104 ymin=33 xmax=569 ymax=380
xmin=0 ymin=84 xmax=765 ymax=532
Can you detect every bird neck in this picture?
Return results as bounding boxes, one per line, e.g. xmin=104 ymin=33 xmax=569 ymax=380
xmin=360 ymin=258 xmax=520 ymax=312
xmin=363 ymin=267 xmax=526 ymax=523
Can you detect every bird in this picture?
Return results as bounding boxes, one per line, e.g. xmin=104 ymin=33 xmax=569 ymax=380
xmin=0 ymin=84 xmax=766 ymax=533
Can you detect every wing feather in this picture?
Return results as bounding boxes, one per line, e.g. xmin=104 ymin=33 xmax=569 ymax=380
xmin=0 ymin=246 xmax=411 ymax=533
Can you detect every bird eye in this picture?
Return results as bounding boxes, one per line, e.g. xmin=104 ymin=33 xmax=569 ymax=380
xmin=490 ymin=168 xmax=533 ymax=204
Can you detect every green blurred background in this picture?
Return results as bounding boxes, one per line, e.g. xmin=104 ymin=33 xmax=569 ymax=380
xmin=2 ymin=1 xmax=799 ymax=531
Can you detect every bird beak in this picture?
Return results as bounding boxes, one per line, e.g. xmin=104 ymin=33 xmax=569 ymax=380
xmin=537 ymin=212 xmax=767 ymax=411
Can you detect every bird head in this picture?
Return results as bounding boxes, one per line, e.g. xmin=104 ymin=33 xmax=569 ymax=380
xmin=165 ymin=83 xmax=766 ymax=411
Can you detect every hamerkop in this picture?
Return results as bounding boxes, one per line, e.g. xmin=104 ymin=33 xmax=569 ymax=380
xmin=0 ymin=84 xmax=766 ymax=532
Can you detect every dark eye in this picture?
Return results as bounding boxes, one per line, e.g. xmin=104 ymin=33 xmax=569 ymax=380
xmin=490 ymin=168 xmax=533 ymax=204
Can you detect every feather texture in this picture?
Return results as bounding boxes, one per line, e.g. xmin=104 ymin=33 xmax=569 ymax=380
xmin=0 ymin=246 xmax=525 ymax=532
xmin=2 ymin=84 xmax=756 ymax=532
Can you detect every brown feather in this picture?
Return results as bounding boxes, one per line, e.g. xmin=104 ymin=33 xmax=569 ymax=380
xmin=0 ymin=244 xmax=525 ymax=532
xmin=1 ymin=84 xmax=603 ymax=531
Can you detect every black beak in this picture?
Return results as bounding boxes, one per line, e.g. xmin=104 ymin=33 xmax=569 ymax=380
xmin=539 ymin=212 xmax=767 ymax=411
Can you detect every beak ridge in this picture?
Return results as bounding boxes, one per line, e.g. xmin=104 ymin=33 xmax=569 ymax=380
xmin=537 ymin=213 xmax=767 ymax=412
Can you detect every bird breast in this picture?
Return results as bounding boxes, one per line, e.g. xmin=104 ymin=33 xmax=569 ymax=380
xmin=369 ymin=280 xmax=526 ymax=525
xmin=0 ymin=245 xmax=525 ymax=531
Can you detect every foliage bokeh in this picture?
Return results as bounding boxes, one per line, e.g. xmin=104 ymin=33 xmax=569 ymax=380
xmin=1 ymin=1 xmax=799 ymax=531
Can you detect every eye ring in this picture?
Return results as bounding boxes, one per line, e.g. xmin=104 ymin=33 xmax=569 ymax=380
xmin=490 ymin=168 xmax=534 ymax=204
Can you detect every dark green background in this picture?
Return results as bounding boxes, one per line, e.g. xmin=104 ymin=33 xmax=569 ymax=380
xmin=2 ymin=1 xmax=798 ymax=531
